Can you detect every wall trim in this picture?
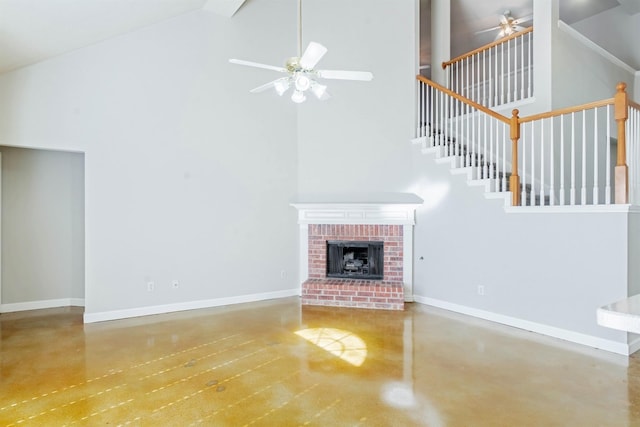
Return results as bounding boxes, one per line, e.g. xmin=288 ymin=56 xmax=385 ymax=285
xmin=414 ymin=295 xmax=633 ymax=356
xmin=83 ymin=289 xmax=299 ymax=323
xmin=1 ymin=298 xmax=85 ymax=313
xmin=505 ymin=204 xmax=637 ymax=214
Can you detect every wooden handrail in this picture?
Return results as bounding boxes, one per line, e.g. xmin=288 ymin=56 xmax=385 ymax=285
xmin=519 ymin=99 xmax=614 ymax=124
xmin=630 ymin=100 xmax=640 ymax=110
xmin=416 ymin=75 xmax=510 ymax=124
xmin=442 ymin=27 xmax=533 ymax=70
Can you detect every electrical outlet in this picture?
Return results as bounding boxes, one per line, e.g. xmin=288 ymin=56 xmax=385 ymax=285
xmin=477 ymin=285 xmax=485 ymax=296
xmin=147 ymin=281 xmax=155 ymax=292
xmin=171 ymin=280 xmax=179 ymax=289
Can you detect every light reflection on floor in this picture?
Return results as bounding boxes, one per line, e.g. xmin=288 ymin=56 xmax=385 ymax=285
xmin=1 ymin=298 xmax=639 ymax=426
xmin=294 ymin=328 xmax=367 ymax=367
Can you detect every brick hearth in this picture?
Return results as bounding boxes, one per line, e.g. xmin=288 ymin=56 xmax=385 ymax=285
xmin=302 ymin=279 xmax=404 ymax=310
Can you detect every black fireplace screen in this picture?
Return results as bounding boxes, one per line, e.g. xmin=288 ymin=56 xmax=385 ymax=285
xmin=326 ymin=240 xmax=383 ymax=280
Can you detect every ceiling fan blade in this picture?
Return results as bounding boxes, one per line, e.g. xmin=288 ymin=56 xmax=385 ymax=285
xmin=249 ymin=77 xmax=291 ymax=96
xmin=475 ymin=25 xmax=501 ymax=35
xmin=299 ymin=42 xmax=328 ymax=69
xmin=316 ymin=70 xmax=373 ymax=81
xmin=249 ymin=78 xmax=282 ymax=93
xmin=512 ymin=25 xmax=527 ymax=33
xmin=500 ymin=14 xmax=509 ymax=25
xmin=513 ymin=15 xmax=533 ymax=25
xmin=229 ymin=59 xmax=287 ymax=73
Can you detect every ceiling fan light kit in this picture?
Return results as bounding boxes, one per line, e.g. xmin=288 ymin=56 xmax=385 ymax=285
xmin=228 ymin=0 xmax=373 ymax=103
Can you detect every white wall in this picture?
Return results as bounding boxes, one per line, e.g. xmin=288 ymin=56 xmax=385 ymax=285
xmin=629 ymin=212 xmax=640 ymax=297
xmin=409 ymin=145 xmax=631 ymax=351
xmin=297 ymin=0 xmax=418 ymax=194
xmin=0 ymin=146 xmax=84 ymax=305
xmin=0 ymin=2 xmax=300 ymax=319
xmin=430 ymin=0 xmax=449 ymax=85
xmin=551 ymin=27 xmax=635 ymax=109
xmin=570 ymin=5 xmax=640 ymax=71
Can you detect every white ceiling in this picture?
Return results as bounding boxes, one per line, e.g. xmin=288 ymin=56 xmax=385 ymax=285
xmin=0 ymin=0 xmax=637 ymax=75
xmin=0 ymin=0 xmax=207 ymax=73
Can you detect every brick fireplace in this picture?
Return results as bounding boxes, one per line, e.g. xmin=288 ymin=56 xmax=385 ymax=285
xmin=291 ymin=194 xmax=422 ymax=311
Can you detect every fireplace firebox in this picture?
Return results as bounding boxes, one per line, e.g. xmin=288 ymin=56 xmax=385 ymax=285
xmin=326 ymin=240 xmax=384 ymax=280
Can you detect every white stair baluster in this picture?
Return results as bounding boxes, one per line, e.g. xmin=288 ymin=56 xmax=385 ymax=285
xmin=492 ymin=114 xmax=497 ymax=181
xmin=528 ymin=32 xmax=532 ymax=98
xmin=440 ymin=86 xmax=445 ymax=146
xmin=483 ymin=50 xmax=487 ymax=106
xmin=605 ymin=105 xmax=611 ymax=204
xmin=464 ymin=57 xmax=468 ymax=99
xmin=570 ymin=112 xmax=576 ymax=205
xmin=430 ymin=86 xmax=435 ymax=147
xmin=540 ymin=119 xmax=545 ymax=206
xmin=501 ymin=42 xmax=505 ymax=105
xmin=581 ymin=110 xmax=587 ymax=205
xmin=507 ymin=38 xmax=511 ymax=104
xmin=492 ymin=46 xmax=500 ymax=107
xmin=560 ymin=115 xmax=565 ymax=205
xmin=522 ymin=123 xmax=528 ymax=206
xmin=593 ymin=107 xmax=599 ymax=204
xmin=531 ymin=121 xmax=536 ymax=206
xmin=520 ymin=34 xmax=525 ymax=100
xmin=484 ymin=114 xmax=489 ymax=180
xmin=463 ymin=102 xmax=468 ymax=166
xmin=419 ymin=82 xmax=424 ymax=139
xmin=503 ymin=124 xmax=508 ymax=193
xmin=472 ymin=54 xmax=476 ymax=103
xmin=550 ymin=117 xmax=555 ymax=206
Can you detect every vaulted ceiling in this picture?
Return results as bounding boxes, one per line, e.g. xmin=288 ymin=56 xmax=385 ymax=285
xmin=0 ymin=0 xmax=637 ymax=75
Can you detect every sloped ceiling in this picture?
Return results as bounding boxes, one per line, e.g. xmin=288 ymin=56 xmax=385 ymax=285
xmin=0 ymin=0 xmax=207 ymax=74
xmin=0 ymin=0 xmax=636 ymax=76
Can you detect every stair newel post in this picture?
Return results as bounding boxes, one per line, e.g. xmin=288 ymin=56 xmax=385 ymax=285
xmin=614 ymin=82 xmax=629 ymax=204
xmin=510 ymin=109 xmax=521 ymax=206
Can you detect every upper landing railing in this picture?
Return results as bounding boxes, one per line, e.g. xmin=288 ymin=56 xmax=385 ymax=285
xmin=442 ymin=27 xmax=533 ymax=109
xmin=416 ymin=76 xmax=640 ymax=208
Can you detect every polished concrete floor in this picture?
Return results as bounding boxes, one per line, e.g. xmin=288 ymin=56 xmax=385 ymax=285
xmin=1 ymin=298 xmax=639 ymax=426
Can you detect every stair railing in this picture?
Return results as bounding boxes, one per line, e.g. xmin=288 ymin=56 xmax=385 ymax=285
xmin=626 ymin=98 xmax=640 ymax=204
xmin=416 ymin=76 xmax=637 ymax=208
xmin=415 ymin=76 xmax=512 ymax=193
xmin=514 ymin=83 xmax=635 ymax=207
xmin=442 ymin=27 xmax=533 ymax=109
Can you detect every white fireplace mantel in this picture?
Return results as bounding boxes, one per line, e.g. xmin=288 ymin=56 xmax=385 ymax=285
xmin=290 ymin=193 xmax=423 ymax=302
xmin=291 ymin=192 xmax=423 ymax=225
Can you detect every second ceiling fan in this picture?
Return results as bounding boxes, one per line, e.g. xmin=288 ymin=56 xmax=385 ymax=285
xmin=229 ymin=0 xmax=373 ymax=103
xmin=476 ymin=9 xmax=533 ymax=40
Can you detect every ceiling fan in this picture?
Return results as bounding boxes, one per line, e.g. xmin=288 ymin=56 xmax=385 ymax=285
xmin=476 ymin=9 xmax=533 ymax=40
xmin=228 ymin=0 xmax=373 ymax=103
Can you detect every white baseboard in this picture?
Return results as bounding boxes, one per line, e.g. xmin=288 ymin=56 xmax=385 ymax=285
xmin=1 ymin=298 xmax=85 ymax=313
xmin=414 ymin=295 xmax=633 ymax=356
xmin=83 ymin=289 xmax=299 ymax=324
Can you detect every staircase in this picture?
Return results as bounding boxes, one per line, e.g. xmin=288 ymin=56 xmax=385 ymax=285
xmin=413 ymin=122 xmax=549 ymax=207
xmin=414 ymin=27 xmax=640 ymax=209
